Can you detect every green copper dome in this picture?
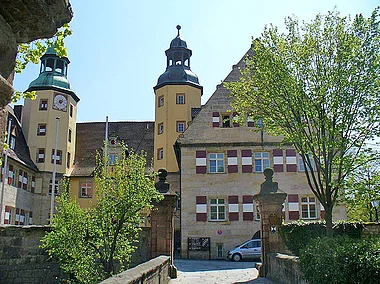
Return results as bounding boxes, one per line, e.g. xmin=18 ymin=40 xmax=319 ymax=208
xmin=27 ymin=46 xmax=79 ymax=101
xmin=155 ymin=25 xmax=201 ymax=90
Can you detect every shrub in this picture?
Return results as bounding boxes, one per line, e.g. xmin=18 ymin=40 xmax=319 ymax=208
xmin=279 ymin=220 xmax=364 ymax=255
xmin=300 ymin=236 xmax=380 ymax=284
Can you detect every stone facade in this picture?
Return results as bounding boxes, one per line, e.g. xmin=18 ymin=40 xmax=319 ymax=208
xmin=101 ymin=256 xmax=171 ymax=284
xmin=177 ymin=48 xmax=347 ymax=259
xmin=0 ymin=225 xmax=66 ymax=283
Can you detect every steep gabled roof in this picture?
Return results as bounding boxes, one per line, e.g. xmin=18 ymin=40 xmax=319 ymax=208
xmin=5 ymin=107 xmax=39 ymax=172
xmin=70 ymin=121 xmax=154 ymax=177
xmin=177 ymin=46 xmax=283 ymax=147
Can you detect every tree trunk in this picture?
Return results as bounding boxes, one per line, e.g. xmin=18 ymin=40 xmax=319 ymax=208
xmin=325 ymin=206 xmax=333 ymax=237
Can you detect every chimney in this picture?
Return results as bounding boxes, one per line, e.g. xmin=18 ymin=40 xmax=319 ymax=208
xmin=13 ymin=105 xmax=23 ymax=124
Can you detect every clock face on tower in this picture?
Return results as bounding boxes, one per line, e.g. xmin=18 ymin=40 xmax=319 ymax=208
xmin=53 ymin=94 xmax=68 ymax=111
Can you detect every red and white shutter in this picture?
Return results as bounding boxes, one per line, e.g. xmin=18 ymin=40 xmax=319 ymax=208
xmin=233 ymin=112 xmax=240 ymax=127
xmin=15 ymin=208 xmax=20 ymax=225
xmin=8 ymin=165 xmax=13 ymax=185
xmin=196 ymin=196 xmax=207 ymax=221
xmin=286 ymin=149 xmax=297 ymax=172
xmin=288 ymin=194 xmax=299 ymax=220
xmin=227 ymin=150 xmax=238 ymax=173
xmin=228 ymin=195 xmax=239 ymax=221
xmin=196 ymin=151 xmax=207 ymax=174
xmin=4 ymin=206 xmax=11 ymax=224
xmin=241 ymin=150 xmax=252 ymax=173
xmin=31 ymin=176 xmax=35 ymax=193
xmin=212 ymin=112 xmax=220 ymax=127
xmin=243 ymin=195 xmax=254 ymax=221
xmin=273 ymin=149 xmax=284 ymax=172
xmin=29 ymin=212 xmax=33 ymax=225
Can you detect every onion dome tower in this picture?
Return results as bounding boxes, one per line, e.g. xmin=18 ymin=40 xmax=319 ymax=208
xmin=22 ymin=46 xmax=79 ymax=175
xmin=153 ymin=26 xmax=202 ymax=173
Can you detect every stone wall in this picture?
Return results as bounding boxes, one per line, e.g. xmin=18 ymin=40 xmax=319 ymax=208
xmin=0 ymin=225 xmax=65 ymax=284
xmin=362 ymin=223 xmax=380 ymax=237
xmin=101 ymin=255 xmax=171 ymax=284
xmin=266 ymin=253 xmax=307 ymax=284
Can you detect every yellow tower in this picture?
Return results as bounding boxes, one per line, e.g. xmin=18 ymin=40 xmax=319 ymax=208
xmin=154 ymin=26 xmax=202 ymax=172
xmin=22 ymin=47 xmax=79 ymax=195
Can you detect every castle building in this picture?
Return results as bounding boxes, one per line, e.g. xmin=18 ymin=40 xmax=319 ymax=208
xmin=0 ymin=28 xmax=346 ymax=259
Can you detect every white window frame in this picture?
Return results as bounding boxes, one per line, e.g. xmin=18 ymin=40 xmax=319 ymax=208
xmin=210 ymin=198 xmax=226 ymax=221
xmin=158 ymin=123 xmax=164 ymax=135
xmin=255 ymin=202 xmax=261 ymax=220
xmin=37 ymin=124 xmax=46 ymax=136
xmin=176 ymin=93 xmax=185 ymax=104
xmin=209 ymin=153 xmax=225 ymax=173
xmin=39 ymin=99 xmax=48 ymax=110
xmin=176 ymin=121 xmax=185 ymax=132
xmin=254 ymin=152 xmax=270 ymax=172
xmin=10 ymin=136 xmax=15 ymax=149
xmin=81 ymin=183 xmax=92 ymax=198
xmin=157 ymin=148 xmax=164 ymax=160
xmin=158 ymin=95 xmax=164 ymax=107
xmin=299 ymin=154 xmax=315 ymax=172
xmin=221 ymin=114 xmax=232 ymax=128
xmin=301 ymin=196 xmax=317 ymax=219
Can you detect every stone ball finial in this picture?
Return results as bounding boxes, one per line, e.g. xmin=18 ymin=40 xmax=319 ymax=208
xmin=263 ymin=168 xmax=274 ymax=180
xmin=259 ymin=168 xmax=278 ymax=195
xmin=158 ymin=168 xmax=168 ymax=181
xmin=176 ymin=25 xmax=181 ymax=36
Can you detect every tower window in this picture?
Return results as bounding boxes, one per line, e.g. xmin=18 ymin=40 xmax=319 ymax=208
xmin=39 ymin=99 xmax=48 ymax=110
xmin=37 ymin=124 xmax=46 ymax=136
xmin=37 ymin=149 xmax=45 ymax=163
xmin=177 ymin=121 xmax=186 ymax=133
xmin=10 ymin=136 xmax=16 ymax=150
xmin=68 ymin=129 xmax=72 ymax=143
xmin=157 ymin=148 xmax=164 ymax=160
xmin=70 ymin=104 xmax=73 ymax=117
xmin=67 ymin=152 xmax=71 ymax=168
xmin=158 ymin=96 xmax=164 ymax=107
xmin=51 ymin=149 xmax=62 ymax=165
xmin=176 ymin=93 xmax=185 ymax=104
xmin=158 ymin=123 xmax=164 ymax=135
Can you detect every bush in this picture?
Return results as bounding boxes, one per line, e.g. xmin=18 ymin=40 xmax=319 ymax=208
xmin=300 ymin=236 xmax=380 ymax=284
xmin=279 ymin=220 xmax=364 ymax=255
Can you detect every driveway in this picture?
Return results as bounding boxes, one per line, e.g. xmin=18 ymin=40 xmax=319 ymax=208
xmin=169 ymin=259 xmax=274 ymax=284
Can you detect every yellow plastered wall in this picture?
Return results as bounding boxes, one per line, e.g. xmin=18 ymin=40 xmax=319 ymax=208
xmin=22 ymin=90 xmax=78 ymax=174
xmin=154 ymin=84 xmax=201 ymax=172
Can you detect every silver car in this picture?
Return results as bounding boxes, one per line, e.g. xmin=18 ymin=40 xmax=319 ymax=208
xmin=227 ymin=239 xmax=261 ymax=262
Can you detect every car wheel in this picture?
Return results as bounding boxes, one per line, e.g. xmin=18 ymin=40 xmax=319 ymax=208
xmin=232 ymin=253 xmax=241 ymax=262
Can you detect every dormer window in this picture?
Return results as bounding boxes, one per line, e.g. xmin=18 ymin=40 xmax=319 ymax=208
xmin=222 ymin=114 xmax=232 ymax=128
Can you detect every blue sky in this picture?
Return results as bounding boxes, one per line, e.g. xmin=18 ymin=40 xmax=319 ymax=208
xmin=13 ymin=0 xmax=379 ymax=122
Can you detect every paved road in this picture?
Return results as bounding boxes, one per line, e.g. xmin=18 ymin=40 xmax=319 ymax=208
xmin=169 ymin=259 xmax=274 ymax=284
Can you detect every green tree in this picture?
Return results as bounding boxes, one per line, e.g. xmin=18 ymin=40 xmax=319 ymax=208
xmin=227 ymin=8 xmax=380 ymax=236
xmin=41 ymin=146 xmax=163 ymax=283
xmin=344 ymin=157 xmax=380 ymax=222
